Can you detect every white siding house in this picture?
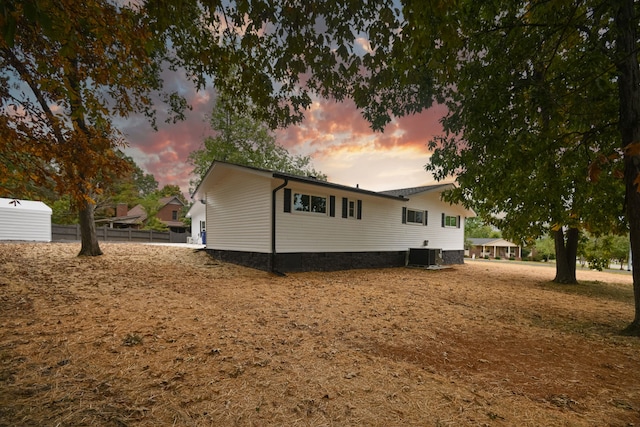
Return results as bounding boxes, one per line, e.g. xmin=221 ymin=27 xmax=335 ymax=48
xmin=0 ymin=198 xmax=52 ymax=242
xmin=192 ymin=161 xmax=474 ymax=272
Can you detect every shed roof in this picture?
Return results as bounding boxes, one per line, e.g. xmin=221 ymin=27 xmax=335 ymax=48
xmin=0 ymin=198 xmax=52 ymax=213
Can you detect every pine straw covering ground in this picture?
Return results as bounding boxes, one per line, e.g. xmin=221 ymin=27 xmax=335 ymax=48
xmin=0 ymin=243 xmax=639 ymax=427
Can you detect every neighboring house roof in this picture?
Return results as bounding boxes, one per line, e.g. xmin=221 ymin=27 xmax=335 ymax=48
xmin=469 ymin=238 xmax=519 ymax=247
xmin=126 ymin=204 xmax=148 ymax=222
xmin=97 ymin=197 xmax=185 ymax=228
xmin=159 ymin=196 xmax=184 ymax=206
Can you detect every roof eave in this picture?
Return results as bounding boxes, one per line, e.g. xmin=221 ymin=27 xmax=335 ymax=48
xmin=272 ymin=172 xmax=407 ymax=201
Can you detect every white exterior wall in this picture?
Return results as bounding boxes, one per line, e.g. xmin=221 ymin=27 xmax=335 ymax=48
xmin=186 ymin=201 xmax=206 ymax=244
xmin=403 ymin=191 xmax=467 ymax=251
xmin=275 ymin=183 xmax=467 ymax=253
xmin=0 ymin=198 xmax=52 ymax=242
xmin=204 ymin=169 xmax=272 ymax=252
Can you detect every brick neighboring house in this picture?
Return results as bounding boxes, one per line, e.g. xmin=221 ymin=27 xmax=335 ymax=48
xmin=154 ymin=196 xmax=187 ymax=232
xmin=99 ymin=196 xmax=187 ymax=232
xmin=467 ymin=237 xmax=521 ymax=259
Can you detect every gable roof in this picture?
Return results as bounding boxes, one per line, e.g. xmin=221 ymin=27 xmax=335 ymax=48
xmin=159 ymin=196 xmax=184 ymax=207
xmin=192 ymin=161 xmax=475 ymax=211
xmin=0 ymin=198 xmax=52 ymax=213
xmin=380 ymin=183 xmax=454 ymax=198
xmin=272 ymin=170 xmax=406 ymax=201
xmin=193 ymin=161 xmax=407 ymax=201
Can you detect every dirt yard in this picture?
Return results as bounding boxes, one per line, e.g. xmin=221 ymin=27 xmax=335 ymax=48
xmin=0 ymin=243 xmax=638 ymax=426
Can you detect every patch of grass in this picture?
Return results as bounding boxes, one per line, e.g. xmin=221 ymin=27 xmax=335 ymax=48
xmin=528 ymin=313 xmax=629 ymax=336
xmin=540 ymin=280 xmax=633 ymax=303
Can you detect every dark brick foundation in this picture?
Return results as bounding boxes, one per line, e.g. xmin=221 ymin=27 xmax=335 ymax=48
xmin=442 ymin=250 xmax=464 ymax=265
xmin=206 ymin=249 xmax=272 ymax=271
xmin=274 ymin=251 xmax=408 ymax=272
xmin=206 ymin=249 xmax=464 ymax=273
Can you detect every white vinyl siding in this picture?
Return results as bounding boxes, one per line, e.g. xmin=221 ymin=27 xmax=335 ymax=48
xmin=193 ymin=163 xmax=469 ymax=256
xmin=275 ymin=185 xmax=466 ymax=253
xmin=0 ymin=198 xmax=52 ymax=242
xmin=186 ymin=201 xmax=206 ymax=244
xmin=204 ymin=170 xmax=272 ymax=252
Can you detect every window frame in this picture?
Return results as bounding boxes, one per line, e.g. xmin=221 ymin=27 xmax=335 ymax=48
xmin=342 ymin=197 xmax=362 ymax=220
xmin=444 ymin=215 xmax=458 ymax=228
xmin=404 ymin=208 xmax=427 ymax=225
xmin=292 ymin=191 xmax=328 ymax=215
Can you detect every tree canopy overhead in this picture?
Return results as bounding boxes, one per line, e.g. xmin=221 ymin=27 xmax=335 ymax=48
xmin=0 ymin=0 xmax=432 ymax=256
xmin=188 ymin=97 xmax=326 ymax=193
xmin=402 ymin=1 xmax=631 ymax=279
xmin=0 ymin=0 xmax=180 ymax=255
xmin=403 ymin=0 xmax=640 ymax=330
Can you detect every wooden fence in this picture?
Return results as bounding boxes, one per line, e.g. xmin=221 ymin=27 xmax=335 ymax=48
xmin=52 ymin=224 xmax=189 ymax=244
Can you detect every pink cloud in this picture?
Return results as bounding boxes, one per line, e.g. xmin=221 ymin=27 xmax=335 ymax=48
xmin=120 ymin=71 xmax=448 ymax=197
xmin=120 ymin=76 xmax=215 ymax=195
xmin=277 ymin=98 xmax=446 ymax=158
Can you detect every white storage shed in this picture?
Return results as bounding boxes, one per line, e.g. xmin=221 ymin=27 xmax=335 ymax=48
xmin=0 ymin=198 xmax=52 ymax=242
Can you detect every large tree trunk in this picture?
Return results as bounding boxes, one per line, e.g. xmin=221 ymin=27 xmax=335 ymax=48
xmin=78 ymin=199 xmax=103 ymax=257
xmin=553 ymin=227 xmax=579 ymax=284
xmin=615 ymin=0 xmax=640 ymax=334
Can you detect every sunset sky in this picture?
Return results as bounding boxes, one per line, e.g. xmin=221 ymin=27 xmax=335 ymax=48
xmin=118 ymin=72 xmax=448 ymax=198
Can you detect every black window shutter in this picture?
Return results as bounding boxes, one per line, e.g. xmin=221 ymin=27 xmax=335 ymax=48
xmin=441 ymin=213 xmax=445 ymax=227
xmin=402 ymin=207 xmax=407 ymax=224
xmin=357 ymin=200 xmax=362 ymax=220
xmin=329 ymin=196 xmax=336 ymax=217
xmin=457 ymin=215 xmax=461 ymax=228
xmin=283 ymin=188 xmax=291 ymax=213
xmin=424 ymin=210 xmax=428 ymax=226
xmin=342 ymin=198 xmax=348 ymax=218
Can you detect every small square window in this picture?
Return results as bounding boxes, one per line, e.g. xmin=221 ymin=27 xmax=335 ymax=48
xmin=348 ymin=200 xmax=355 ymax=217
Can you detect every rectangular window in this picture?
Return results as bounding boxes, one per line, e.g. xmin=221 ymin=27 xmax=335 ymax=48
xmin=293 ymin=192 xmax=327 ymax=214
xmin=444 ymin=215 xmax=457 ymax=227
xmin=405 ymin=208 xmax=427 ymax=225
xmin=172 ymin=210 xmax=178 ymax=220
xmin=341 ymin=198 xmax=361 ymax=219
